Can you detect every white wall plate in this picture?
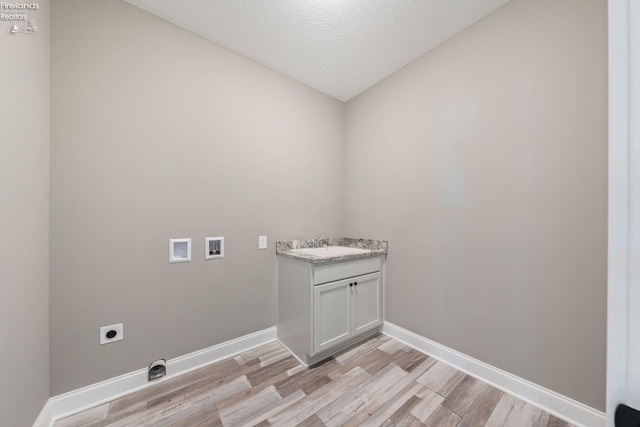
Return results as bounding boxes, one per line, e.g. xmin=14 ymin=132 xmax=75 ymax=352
xmin=100 ymin=323 xmax=123 ymax=345
xmin=205 ymin=237 xmax=224 ymax=260
xmin=259 ymin=235 xmax=267 ymax=250
xmin=169 ymin=238 xmax=191 ymax=263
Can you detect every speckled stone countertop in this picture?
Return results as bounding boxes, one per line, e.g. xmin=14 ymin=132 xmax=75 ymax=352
xmin=276 ymin=237 xmax=388 ymax=264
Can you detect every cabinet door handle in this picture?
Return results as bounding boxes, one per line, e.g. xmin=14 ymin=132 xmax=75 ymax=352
xmin=349 ymin=283 xmax=353 ymax=287
xmin=354 ymin=282 xmax=358 ymax=286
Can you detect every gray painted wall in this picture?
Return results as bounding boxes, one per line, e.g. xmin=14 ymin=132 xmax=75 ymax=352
xmin=344 ymin=0 xmax=607 ymax=411
xmin=0 ymin=1 xmax=51 ymax=424
xmin=50 ymin=0 xmax=344 ymax=394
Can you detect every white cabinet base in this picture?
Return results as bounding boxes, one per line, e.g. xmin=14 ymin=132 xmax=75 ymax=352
xmin=277 ymin=254 xmax=385 ymax=366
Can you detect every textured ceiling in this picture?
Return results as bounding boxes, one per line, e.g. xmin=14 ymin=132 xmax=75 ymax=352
xmin=123 ymin=0 xmax=512 ymax=101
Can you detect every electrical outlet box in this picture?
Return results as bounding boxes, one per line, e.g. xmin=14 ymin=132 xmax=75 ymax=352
xmin=259 ymin=235 xmax=267 ymax=250
xmin=100 ymin=323 xmax=123 ymax=345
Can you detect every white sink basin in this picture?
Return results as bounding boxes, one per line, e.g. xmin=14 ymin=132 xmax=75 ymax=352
xmin=291 ymin=246 xmax=371 ymax=258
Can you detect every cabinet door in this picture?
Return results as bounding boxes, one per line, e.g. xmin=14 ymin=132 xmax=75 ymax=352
xmin=352 ymin=272 xmax=382 ymax=335
xmin=313 ymin=279 xmax=351 ymax=354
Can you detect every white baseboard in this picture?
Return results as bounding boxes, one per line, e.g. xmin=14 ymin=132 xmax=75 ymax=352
xmin=382 ymin=322 xmax=605 ymax=427
xmin=32 ymin=398 xmax=53 ymax=427
xmin=42 ymin=326 xmax=276 ymax=425
xmin=36 ymin=323 xmax=605 ymax=427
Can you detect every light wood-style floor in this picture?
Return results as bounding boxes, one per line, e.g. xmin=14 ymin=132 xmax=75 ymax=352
xmin=54 ymin=334 xmax=573 ymax=427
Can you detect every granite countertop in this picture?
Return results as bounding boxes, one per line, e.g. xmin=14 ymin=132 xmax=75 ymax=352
xmin=276 ymin=237 xmax=388 ymax=264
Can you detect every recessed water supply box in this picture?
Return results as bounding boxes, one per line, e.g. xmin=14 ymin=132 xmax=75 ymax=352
xmin=205 ymin=237 xmax=224 ymax=260
xmin=169 ymin=238 xmax=191 ymax=263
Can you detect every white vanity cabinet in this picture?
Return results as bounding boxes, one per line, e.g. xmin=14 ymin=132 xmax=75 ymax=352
xmin=277 ymin=253 xmax=385 ymax=366
xmin=313 ymin=271 xmax=382 ymax=354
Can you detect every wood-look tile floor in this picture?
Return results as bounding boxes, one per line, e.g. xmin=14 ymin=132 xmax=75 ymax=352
xmin=54 ymin=334 xmax=574 ymax=427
